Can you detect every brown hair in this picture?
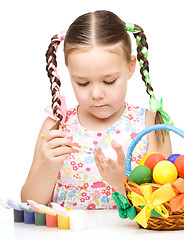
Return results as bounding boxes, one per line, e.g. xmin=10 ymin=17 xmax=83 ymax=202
xmin=46 ymin=10 xmax=167 ymax=142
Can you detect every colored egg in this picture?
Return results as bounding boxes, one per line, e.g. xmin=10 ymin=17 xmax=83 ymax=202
xmin=174 ymin=155 xmax=184 ymax=178
xmin=128 ymin=165 xmax=152 ymax=185
xmin=153 ymin=160 xmax=178 ymax=184
xmin=138 ymin=152 xmax=158 ymax=166
xmin=167 ymin=154 xmax=181 ymax=164
xmin=144 ymin=153 xmax=166 ymax=171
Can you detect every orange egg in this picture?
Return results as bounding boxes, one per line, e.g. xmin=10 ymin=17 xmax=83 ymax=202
xmin=174 ymin=155 xmax=184 ymax=178
xmin=144 ymin=153 xmax=166 ymax=171
xmin=138 ymin=152 xmax=158 ymax=166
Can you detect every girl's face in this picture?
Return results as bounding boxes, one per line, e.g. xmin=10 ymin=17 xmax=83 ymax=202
xmin=67 ymin=43 xmax=136 ymax=122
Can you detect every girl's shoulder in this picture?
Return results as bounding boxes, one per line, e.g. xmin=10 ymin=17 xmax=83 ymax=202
xmin=39 ymin=116 xmax=57 ymax=135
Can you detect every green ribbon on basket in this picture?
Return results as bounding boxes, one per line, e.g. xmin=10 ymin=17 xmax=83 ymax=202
xmin=149 ymin=97 xmax=174 ymax=126
xmin=112 ymin=192 xmax=136 ymax=219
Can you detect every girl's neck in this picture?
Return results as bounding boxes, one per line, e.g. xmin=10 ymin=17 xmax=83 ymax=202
xmin=77 ymin=103 xmax=126 ymax=131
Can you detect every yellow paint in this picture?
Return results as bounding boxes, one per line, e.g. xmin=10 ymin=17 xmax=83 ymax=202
xmin=57 ymin=208 xmax=71 ymax=229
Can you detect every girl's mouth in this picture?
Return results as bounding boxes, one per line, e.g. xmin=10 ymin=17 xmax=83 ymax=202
xmin=95 ymin=105 xmax=107 ymax=108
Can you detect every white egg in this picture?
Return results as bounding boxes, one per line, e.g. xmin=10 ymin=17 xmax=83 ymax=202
xmin=103 ymin=147 xmax=117 ymax=160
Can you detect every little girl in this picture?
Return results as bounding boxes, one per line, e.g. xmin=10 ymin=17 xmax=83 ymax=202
xmin=21 ymin=10 xmax=173 ymax=209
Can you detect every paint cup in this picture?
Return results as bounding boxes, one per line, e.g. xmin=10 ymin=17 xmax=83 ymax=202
xmin=69 ymin=210 xmax=85 ymax=230
xmin=57 ymin=208 xmax=71 ymax=229
xmin=46 ymin=214 xmax=58 ymax=227
xmin=24 ymin=211 xmax=35 ymax=224
xmin=57 ymin=215 xmax=70 ymax=229
xmin=13 ymin=209 xmax=24 ymax=223
xmin=35 ymin=212 xmax=46 ymax=226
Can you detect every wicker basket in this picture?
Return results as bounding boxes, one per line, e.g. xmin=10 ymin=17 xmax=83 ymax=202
xmin=125 ymin=124 xmax=184 ymax=230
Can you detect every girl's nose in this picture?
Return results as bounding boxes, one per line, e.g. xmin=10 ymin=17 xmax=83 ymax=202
xmin=91 ymin=85 xmax=104 ymax=100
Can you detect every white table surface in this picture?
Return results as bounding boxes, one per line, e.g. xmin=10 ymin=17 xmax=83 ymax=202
xmin=0 ymin=208 xmax=184 ymax=240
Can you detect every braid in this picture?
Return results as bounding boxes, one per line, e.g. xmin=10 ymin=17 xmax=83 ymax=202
xmin=124 ymin=23 xmax=154 ymax=99
xmin=133 ymin=29 xmax=154 ymax=98
xmin=125 ymin=23 xmax=167 ymax=143
xmin=45 ymin=31 xmax=67 ymax=126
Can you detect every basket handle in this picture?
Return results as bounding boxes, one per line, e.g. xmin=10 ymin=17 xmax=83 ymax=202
xmin=125 ymin=124 xmax=184 ymax=176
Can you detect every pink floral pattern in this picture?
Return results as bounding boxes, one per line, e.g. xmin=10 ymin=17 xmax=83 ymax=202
xmin=51 ymin=102 xmax=148 ymax=209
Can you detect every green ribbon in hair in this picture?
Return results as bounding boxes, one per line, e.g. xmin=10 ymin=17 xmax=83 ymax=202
xmin=139 ymin=47 xmax=148 ymax=68
xmin=125 ymin=21 xmax=174 ymax=127
xmin=125 ymin=22 xmax=141 ymax=34
xmin=136 ymin=35 xmax=141 ymax=45
xmin=149 ymin=97 xmax=174 ymax=126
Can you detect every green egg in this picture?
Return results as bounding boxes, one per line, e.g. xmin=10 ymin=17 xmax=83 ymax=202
xmin=128 ymin=165 xmax=152 ymax=185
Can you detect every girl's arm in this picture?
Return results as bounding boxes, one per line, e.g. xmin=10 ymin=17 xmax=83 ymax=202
xmin=21 ymin=117 xmax=72 ymax=205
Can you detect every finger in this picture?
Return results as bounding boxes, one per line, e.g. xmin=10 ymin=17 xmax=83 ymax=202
xmin=51 ymin=146 xmax=73 ymax=157
xmin=103 ymin=157 xmax=115 ymax=168
xmin=111 ymin=140 xmax=125 ymax=165
xmin=48 ymin=138 xmax=72 ymax=149
xmin=94 ymin=146 xmax=106 ymax=163
xmin=94 ymin=154 xmax=104 ymax=172
xmin=54 ymin=153 xmax=72 ymax=165
xmin=45 ymin=130 xmax=67 ymax=141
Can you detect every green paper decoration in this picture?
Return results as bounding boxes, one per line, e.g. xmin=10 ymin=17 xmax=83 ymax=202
xmin=112 ymin=192 xmax=136 ymax=220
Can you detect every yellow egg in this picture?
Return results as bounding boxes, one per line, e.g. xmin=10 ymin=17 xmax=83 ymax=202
xmin=153 ymin=160 xmax=178 ymax=184
xmin=138 ymin=152 xmax=158 ymax=166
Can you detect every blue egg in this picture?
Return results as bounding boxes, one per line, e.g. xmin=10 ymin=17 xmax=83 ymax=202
xmin=167 ymin=154 xmax=181 ymax=164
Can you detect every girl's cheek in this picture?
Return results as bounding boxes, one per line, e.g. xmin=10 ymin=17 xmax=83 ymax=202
xmin=76 ymin=91 xmax=90 ymax=103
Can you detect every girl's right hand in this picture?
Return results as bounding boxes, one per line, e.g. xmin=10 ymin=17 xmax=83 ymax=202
xmin=41 ymin=129 xmax=73 ymax=172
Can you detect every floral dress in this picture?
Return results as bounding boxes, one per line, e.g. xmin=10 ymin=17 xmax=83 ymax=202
xmin=49 ymin=102 xmax=148 ymax=209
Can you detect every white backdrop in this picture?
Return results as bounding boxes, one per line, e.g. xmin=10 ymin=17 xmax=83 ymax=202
xmin=0 ymin=0 xmax=184 ymax=201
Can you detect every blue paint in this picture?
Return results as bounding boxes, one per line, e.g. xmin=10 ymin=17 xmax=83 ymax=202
xmin=24 ymin=211 xmax=35 ymax=224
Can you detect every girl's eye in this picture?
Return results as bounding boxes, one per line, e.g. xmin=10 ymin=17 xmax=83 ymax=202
xmin=104 ymin=79 xmax=116 ymax=85
xmin=77 ymin=82 xmax=89 ymax=87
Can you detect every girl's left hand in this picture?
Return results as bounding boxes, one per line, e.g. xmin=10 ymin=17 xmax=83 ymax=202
xmin=94 ymin=140 xmax=126 ymax=195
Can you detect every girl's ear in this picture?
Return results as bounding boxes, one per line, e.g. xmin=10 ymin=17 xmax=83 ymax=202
xmin=128 ymin=55 xmax=136 ymax=79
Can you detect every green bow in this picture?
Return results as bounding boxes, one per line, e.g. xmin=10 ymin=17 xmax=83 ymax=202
xmin=149 ymin=97 xmax=174 ymax=126
xmin=112 ymin=192 xmax=136 ymax=220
